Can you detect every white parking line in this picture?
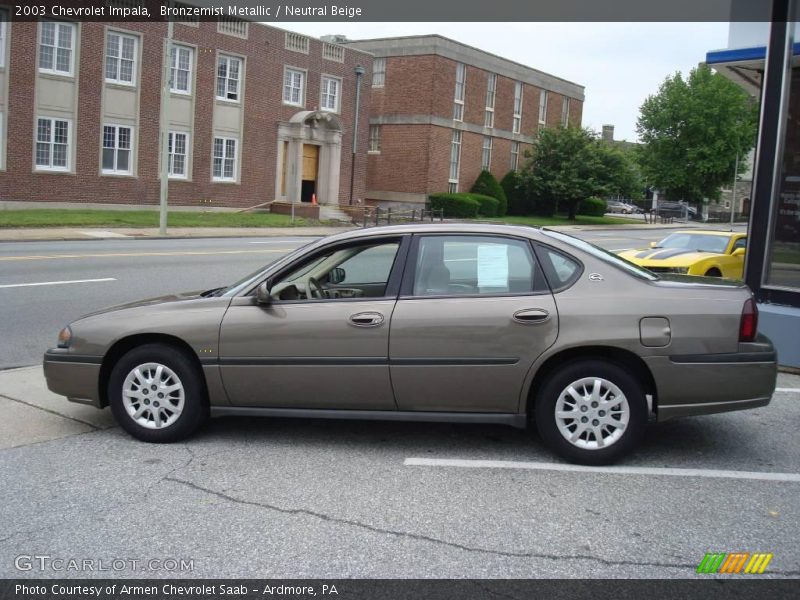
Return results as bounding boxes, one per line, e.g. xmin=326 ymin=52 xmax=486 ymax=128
xmin=0 ymin=278 xmax=116 ymax=289
xmin=404 ymin=458 xmax=800 ymax=483
xmin=776 ymin=388 xmax=800 ymax=393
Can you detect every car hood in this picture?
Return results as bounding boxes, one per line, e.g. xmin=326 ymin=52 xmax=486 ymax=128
xmin=617 ymin=247 xmax=721 ymax=266
xmin=74 ymin=290 xmax=208 ymax=321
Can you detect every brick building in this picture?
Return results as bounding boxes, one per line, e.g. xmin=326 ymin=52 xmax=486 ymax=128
xmin=344 ymin=35 xmax=585 ymax=207
xmin=0 ymin=10 xmax=372 ymax=210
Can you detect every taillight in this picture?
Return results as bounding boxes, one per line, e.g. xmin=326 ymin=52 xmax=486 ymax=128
xmin=739 ymin=298 xmax=758 ymax=342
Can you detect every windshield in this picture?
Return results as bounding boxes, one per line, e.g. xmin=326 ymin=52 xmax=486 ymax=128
xmin=656 ymin=233 xmax=729 ymax=253
xmin=541 ymin=229 xmax=658 ymax=281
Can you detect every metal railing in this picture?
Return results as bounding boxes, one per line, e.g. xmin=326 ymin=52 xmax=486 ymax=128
xmin=347 ymin=207 xmax=445 ymax=228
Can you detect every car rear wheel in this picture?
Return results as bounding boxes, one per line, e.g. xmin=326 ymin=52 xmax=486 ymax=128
xmin=535 ymin=360 xmax=648 ymax=465
xmin=109 ymin=344 xmax=207 ymax=443
xmin=705 ymin=268 xmax=722 ymax=277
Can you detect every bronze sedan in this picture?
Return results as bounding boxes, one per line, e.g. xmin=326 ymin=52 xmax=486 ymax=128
xmin=44 ymin=224 xmax=777 ymax=465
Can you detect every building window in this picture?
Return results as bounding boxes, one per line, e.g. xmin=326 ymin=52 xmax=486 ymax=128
xmin=448 ymin=129 xmax=462 ymax=192
xmin=561 ymin=97 xmax=570 ymax=126
xmin=539 ymin=90 xmax=548 ymax=124
xmin=320 ymin=76 xmax=340 ymax=112
xmin=481 ymin=136 xmax=493 ymax=171
xmin=512 ymin=81 xmax=523 ymax=134
xmin=484 ymin=73 xmax=496 ymax=128
xmin=168 ymin=131 xmax=188 ymax=179
xmin=510 ymin=141 xmax=520 ymax=171
xmin=372 ymin=58 xmax=386 ymax=87
xmin=283 ymin=68 xmax=304 ymax=106
xmin=170 ymin=45 xmax=192 ymax=94
xmin=213 ymin=137 xmax=237 ymax=182
xmin=216 ymin=55 xmax=242 ymax=102
xmin=453 ymin=62 xmax=466 ymax=122
xmin=0 ymin=12 xmax=7 ymax=68
xmin=39 ymin=22 xmax=75 ymax=76
xmin=368 ymin=125 xmax=381 ymax=153
xmin=35 ymin=117 xmax=70 ymax=171
xmin=102 ymin=125 xmax=132 ymax=174
xmin=105 ymin=32 xmax=137 ymax=85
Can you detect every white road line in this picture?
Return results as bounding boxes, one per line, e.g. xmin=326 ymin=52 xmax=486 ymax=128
xmin=79 ymin=230 xmax=128 ymax=238
xmin=0 ymin=277 xmax=117 ymax=289
xmin=776 ymin=387 xmax=800 ymax=393
xmin=404 ymin=458 xmax=800 ymax=483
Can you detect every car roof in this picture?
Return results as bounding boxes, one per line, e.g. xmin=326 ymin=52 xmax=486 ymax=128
xmin=321 ymin=222 xmax=543 ymax=242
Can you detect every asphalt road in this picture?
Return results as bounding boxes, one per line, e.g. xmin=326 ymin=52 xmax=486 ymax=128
xmin=0 ymin=226 xmax=734 ymax=369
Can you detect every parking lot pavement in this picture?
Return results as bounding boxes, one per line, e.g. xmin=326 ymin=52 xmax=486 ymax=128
xmin=0 ymin=368 xmax=798 ymax=578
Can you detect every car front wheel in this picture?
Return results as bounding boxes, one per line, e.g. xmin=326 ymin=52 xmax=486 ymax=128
xmin=109 ymin=344 xmax=207 ymax=443
xmin=535 ymin=360 xmax=648 ymax=465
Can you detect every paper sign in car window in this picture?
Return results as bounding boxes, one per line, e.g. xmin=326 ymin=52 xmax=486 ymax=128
xmin=477 ymin=244 xmax=509 ymax=288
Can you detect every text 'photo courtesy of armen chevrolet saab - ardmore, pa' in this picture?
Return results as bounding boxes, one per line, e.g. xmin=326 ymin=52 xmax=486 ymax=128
xmin=0 ymin=0 xmax=799 ymax=597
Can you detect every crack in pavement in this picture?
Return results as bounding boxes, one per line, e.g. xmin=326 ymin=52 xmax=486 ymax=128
xmin=166 ymin=477 xmax=800 ymax=575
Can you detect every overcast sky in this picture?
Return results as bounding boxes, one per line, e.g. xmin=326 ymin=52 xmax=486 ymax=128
xmin=285 ymin=22 xmax=730 ymax=142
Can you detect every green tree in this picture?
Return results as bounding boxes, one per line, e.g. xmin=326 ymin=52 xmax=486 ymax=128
xmin=519 ymin=126 xmax=633 ymax=219
xmin=470 ymin=170 xmax=508 ymax=216
xmin=500 ymin=170 xmax=526 ymax=215
xmin=636 ymin=64 xmax=758 ymax=203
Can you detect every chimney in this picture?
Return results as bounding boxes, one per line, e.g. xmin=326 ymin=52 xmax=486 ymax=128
xmin=602 ymin=125 xmax=615 ymax=143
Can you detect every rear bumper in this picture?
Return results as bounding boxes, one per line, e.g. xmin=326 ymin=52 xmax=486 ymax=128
xmin=645 ymin=338 xmax=778 ymax=421
xmin=43 ymin=349 xmax=103 ymax=408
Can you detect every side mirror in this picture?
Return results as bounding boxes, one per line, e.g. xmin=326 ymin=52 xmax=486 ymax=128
xmin=732 ymin=248 xmax=746 ymax=257
xmin=649 ymin=241 xmax=658 ymax=248
xmin=329 ymin=267 xmax=346 ymax=285
xmin=255 ymin=281 xmax=272 ymax=305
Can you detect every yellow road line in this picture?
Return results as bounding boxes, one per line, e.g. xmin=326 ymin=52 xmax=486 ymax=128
xmin=0 ymin=249 xmax=296 ymax=262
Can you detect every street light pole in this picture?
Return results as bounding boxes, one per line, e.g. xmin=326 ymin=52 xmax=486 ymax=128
xmin=729 ymin=149 xmax=739 ymax=231
xmin=158 ymin=19 xmax=175 ymax=236
xmin=349 ymin=64 xmax=365 ymax=205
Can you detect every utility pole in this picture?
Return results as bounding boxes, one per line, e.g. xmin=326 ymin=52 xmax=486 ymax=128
xmin=158 ymin=19 xmax=175 ymax=236
xmin=349 ymin=64 xmax=365 ymax=205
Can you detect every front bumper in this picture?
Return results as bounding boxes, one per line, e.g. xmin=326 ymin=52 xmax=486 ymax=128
xmin=645 ymin=337 xmax=778 ymax=421
xmin=43 ymin=349 xmax=103 ymax=407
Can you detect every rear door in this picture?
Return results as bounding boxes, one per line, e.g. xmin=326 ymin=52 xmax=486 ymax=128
xmin=388 ymin=234 xmax=558 ymax=413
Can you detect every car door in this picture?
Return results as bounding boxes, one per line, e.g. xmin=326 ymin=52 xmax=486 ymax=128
xmin=389 ymin=234 xmax=558 ymax=414
xmin=218 ymin=235 xmax=409 ymax=409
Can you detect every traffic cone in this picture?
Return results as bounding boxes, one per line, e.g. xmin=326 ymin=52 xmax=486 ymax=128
xmin=311 ymin=193 xmax=317 ymax=205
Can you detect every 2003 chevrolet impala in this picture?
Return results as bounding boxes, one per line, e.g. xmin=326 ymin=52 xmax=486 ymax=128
xmin=44 ymin=224 xmax=777 ymax=464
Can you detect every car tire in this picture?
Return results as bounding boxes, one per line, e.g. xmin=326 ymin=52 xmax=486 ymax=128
xmin=534 ymin=359 xmax=648 ymax=465
xmin=109 ymin=343 xmax=207 ymax=443
xmin=705 ymin=268 xmax=722 ymax=277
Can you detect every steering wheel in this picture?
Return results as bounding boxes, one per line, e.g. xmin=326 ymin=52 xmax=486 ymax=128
xmin=306 ymin=275 xmax=325 ymax=299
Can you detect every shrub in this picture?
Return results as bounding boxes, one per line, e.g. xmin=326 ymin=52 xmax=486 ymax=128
xmin=578 ymin=196 xmax=608 ymax=217
xmin=470 ymin=170 xmax=508 ymax=216
xmin=470 ymin=193 xmax=500 ymax=217
xmin=428 ymin=193 xmax=480 ymax=218
xmin=500 ymin=171 xmax=527 ymax=215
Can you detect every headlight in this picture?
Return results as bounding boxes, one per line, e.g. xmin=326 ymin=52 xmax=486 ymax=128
xmin=57 ymin=326 xmax=72 ymax=348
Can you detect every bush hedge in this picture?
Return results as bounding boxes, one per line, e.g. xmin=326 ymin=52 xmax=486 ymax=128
xmin=470 ymin=170 xmax=508 ymax=216
xmin=472 ymin=194 xmax=500 ymax=217
xmin=428 ymin=193 xmax=480 ymax=218
xmin=578 ymin=196 xmax=608 ymax=217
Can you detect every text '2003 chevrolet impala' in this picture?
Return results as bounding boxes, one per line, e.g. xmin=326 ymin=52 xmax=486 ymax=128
xmin=44 ymin=224 xmax=777 ymax=465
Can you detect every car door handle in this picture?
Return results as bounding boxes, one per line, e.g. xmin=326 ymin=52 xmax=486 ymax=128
xmin=513 ymin=308 xmax=551 ymax=324
xmin=348 ymin=312 xmax=385 ymax=327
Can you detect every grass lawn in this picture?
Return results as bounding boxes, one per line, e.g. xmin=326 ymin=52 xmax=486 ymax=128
xmin=0 ymin=209 xmax=311 ymax=228
xmin=482 ymin=214 xmax=643 ymax=227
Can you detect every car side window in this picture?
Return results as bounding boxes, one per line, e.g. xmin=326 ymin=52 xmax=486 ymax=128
xmin=412 ymin=235 xmax=540 ymax=296
xmin=269 ymin=240 xmax=400 ymax=301
xmin=733 ymin=237 xmax=747 ymax=251
xmin=537 ymin=245 xmax=581 ymax=291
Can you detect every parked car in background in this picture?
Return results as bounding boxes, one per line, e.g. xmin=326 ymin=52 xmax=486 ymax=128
xmin=607 ymin=200 xmax=642 ymax=214
xmin=617 ymin=230 xmax=747 ymax=278
xmin=657 ymin=201 xmax=697 ymax=220
xmin=43 ymin=224 xmax=775 ymax=465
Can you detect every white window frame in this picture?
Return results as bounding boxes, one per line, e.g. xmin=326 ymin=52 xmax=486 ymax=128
xmin=168 ymin=131 xmax=189 ymax=179
xmin=511 ymin=141 xmax=520 ymax=171
xmin=481 ymin=136 xmax=493 ymax=171
xmin=372 ymin=57 xmax=385 ymax=87
xmin=453 ymin=62 xmax=466 ymax=122
xmin=448 ymin=129 xmax=462 ymax=191
xmin=368 ymin=125 xmax=381 ymax=153
xmin=539 ymin=90 xmax=548 ymax=124
xmin=561 ymin=96 xmax=570 ymax=126
xmin=212 ymin=136 xmax=238 ymax=182
xmin=283 ymin=67 xmax=305 ymax=107
xmin=0 ymin=13 xmax=7 ymax=69
xmin=101 ymin=124 xmax=133 ymax=175
xmin=105 ymin=31 xmax=137 ymax=86
xmin=35 ymin=116 xmax=71 ymax=172
xmin=39 ymin=21 xmax=76 ymax=77
xmin=320 ymin=75 xmax=341 ymax=113
xmin=170 ymin=44 xmax=193 ymax=95
xmin=216 ymin=54 xmax=242 ymax=103
xmin=512 ymin=81 xmax=523 ymax=134
xmin=484 ymin=73 xmax=496 ymax=129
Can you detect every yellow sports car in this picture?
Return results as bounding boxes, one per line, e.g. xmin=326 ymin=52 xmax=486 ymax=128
xmin=617 ymin=230 xmax=747 ymax=278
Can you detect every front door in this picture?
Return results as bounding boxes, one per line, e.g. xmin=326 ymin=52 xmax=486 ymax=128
xmin=301 ymin=144 xmax=319 ymax=202
xmin=389 ymin=234 xmax=558 ymax=413
xmin=219 ymin=236 xmax=407 ymax=409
